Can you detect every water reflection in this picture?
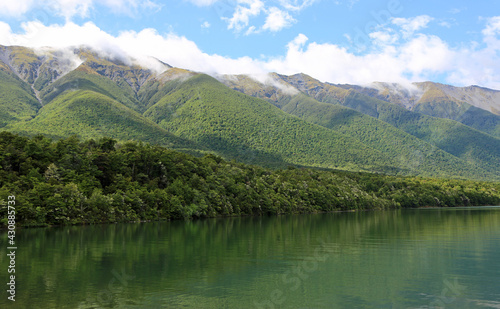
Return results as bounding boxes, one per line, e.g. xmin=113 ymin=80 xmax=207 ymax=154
xmin=1 ymin=207 xmax=499 ymax=308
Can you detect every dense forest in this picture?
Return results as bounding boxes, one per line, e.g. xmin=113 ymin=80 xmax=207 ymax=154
xmin=0 ymin=132 xmax=499 ymax=227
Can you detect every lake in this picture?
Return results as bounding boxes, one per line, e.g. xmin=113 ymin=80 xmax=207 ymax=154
xmin=1 ymin=207 xmax=500 ymax=308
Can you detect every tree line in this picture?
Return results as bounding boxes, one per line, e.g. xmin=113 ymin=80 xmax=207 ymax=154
xmin=0 ymin=132 xmax=499 ymax=227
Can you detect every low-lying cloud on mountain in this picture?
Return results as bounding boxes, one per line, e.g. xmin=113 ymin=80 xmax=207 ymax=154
xmin=1 ymin=14 xmax=500 ymax=89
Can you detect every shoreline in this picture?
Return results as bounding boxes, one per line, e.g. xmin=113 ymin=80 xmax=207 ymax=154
xmin=5 ymin=204 xmax=500 ymax=230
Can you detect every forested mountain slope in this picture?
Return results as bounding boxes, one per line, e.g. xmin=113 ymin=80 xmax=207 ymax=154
xmin=0 ymin=45 xmax=499 ymax=180
xmin=221 ymin=73 xmax=500 ymax=179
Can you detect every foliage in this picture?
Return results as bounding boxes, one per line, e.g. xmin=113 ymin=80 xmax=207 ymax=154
xmin=280 ymin=77 xmax=500 ymax=176
xmin=7 ymin=89 xmax=198 ymax=150
xmin=456 ymin=105 xmax=500 ymax=138
xmin=39 ymin=69 xmax=143 ymax=112
xmin=0 ymin=132 xmax=498 ymax=227
xmin=280 ymin=93 xmax=497 ymax=180
xmin=0 ymin=70 xmax=40 ymax=127
xmin=144 ymin=74 xmax=402 ymax=172
xmin=1 ymin=45 xmax=499 ymax=182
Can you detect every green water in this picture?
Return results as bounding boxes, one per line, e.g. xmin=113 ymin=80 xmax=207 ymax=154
xmin=1 ymin=207 xmax=500 ymax=308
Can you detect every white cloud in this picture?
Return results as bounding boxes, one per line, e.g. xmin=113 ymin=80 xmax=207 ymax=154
xmin=265 ymin=34 xmax=408 ymax=85
xmin=246 ymin=73 xmax=300 ymax=95
xmin=101 ymin=0 xmax=161 ymax=15
xmin=446 ymin=16 xmax=500 ymax=88
xmin=245 ymin=25 xmax=257 ymax=35
xmin=0 ymin=22 xmax=13 ymax=44
xmin=392 ymin=15 xmax=434 ymax=37
xmin=482 ymin=16 xmax=500 ymax=37
xmin=0 ymin=21 xmax=266 ymax=75
xmin=438 ymin=21 xmax=452 ymax=28
xmin=369 ymin=29 xmax=398 ymax=45
xmin=278 ymin=0 xmax=317 ymax=11
xmin=223 ymin=0 xmax=265 ymax=32
xmin=51 ymin=0 xmax=95 ymax=19
xmin=201 ymin=21 xmax=211 ymax=28
xmin=0 ymin=0 xmax=160 ymax=20
xmin=0 ymin=0 xmax=35 ymax=17
xmin=2 ymin=16 xmax=500 ymax=89
xmin=221 ymin=0 xmax=301 ymax=34
xmin=262 ymin=7 xmax=295 ymax=32
xmin=289 ymin=33 xmax=308 ymax=47
xmin=398 ymin=34 xmax=455 ymax=78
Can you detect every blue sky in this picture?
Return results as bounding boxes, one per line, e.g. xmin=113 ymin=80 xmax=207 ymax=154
xmin=0 ymin=0 xmax=500 ymax=88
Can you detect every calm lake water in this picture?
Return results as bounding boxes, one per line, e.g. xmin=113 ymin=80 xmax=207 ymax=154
xmin=1 ymin=207 xmax=500 ymax=308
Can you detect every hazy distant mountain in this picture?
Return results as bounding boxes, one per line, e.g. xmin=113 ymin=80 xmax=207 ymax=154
xmin=0 ymin=45 xmax=499 ymax=181
xmin=335 ymin=81 xmax=500 ymax=138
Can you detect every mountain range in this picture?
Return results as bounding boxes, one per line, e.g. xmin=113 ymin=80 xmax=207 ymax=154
xmin=0 ymin=45 xmax=499 ymax=181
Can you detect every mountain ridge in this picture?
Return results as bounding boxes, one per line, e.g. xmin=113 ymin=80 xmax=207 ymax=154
xmin=219 ymin=71 xmax=500 ymax=179
xmin=0 ymin=44 xmax=499 ymax=181
xmin=336 ymin=81 xmax=500 ymax=138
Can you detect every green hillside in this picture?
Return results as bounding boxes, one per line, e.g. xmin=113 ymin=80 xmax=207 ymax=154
xmin=339 ymin=91 xmax=500 ymax=174
xmin=0 ymin=45 xmax=499 ymax=181
xmin=270 ymin=74 xmax=500 ymax=177
xmin=144 ymin=74 xmax=400 ymax=172
xmin=0 ymin=70 xmax=40 ymax=127
xmin=338 ymin=82 xmax=500 ymax=139
xmin=8 ymin=89 xmax=197 ymax=149
xmin=280 ymin=94 xmax=495 ymax=179
xmin=137 ymin=68 xmax=197 ymax=110
xmin=410 ymin=99 xmax=500 ymax=139
xmin=457 ymin=105 xmax=500 ymax=138
xmin=39 ymin=67 xmax=143 ymax=112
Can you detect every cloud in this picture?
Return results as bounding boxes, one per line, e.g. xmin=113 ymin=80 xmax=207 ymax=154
xmin=0 ymin=0 xmax=36 ymax=17
xmin=51 ymin=0 xmax=95 ymax=19
xmin=246 ymin=73 xmax=300 ymax=95
xmin=265 ymin=34 xmax=411 ymax=86
xmin=289 ymin=33 xmax=308 ymax=47
xmin=223 ymin=0 xmax=265 ymax=32
xmin=201 ymin=21 xmax=211 ymax=28
xmin=0 ymin=0 xmax=160 ymax=20
xmin=278 ymin=0 xmax=317 ymax=11
xmin=392 ymin=15 xmax=434 ymax=37
xmin=449 ymin=7 xmax=466 ymax=14
xmin=0 ymin=22 xmax=17 ymax=46
xmin=482 ymin=16 xmax=500 ymax=37
xmin=438 ymin=20 xmax=453 ymax=28
xmin=262 ymin=7 xmax=295 ymax=32
xmin=245 ymin=25 xmax=257 ymax=35
xmin=445 ymin=16 xmax=500 ymax=88
xmin=220 ymin=0 xmax=302 ymax=34
xmin=369 ymin=29 xmax=398 ymax=45
xmin=0 ymin=21 xmax=266 ymax=75
xmin=2 ymin=16 xmax=500 ymax=89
